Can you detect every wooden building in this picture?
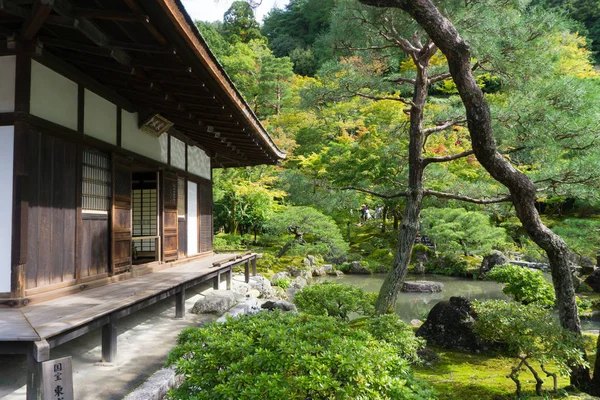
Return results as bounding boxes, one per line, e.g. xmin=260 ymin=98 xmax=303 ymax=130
xmin=0 ymin=0 xmax=285 ymax=398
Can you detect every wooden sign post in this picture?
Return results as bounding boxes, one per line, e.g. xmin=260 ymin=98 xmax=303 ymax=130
xmin=41 ymin=357 xmax=74 ymax=400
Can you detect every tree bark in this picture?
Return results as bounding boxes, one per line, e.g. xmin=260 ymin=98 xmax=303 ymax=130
xmin=357 ymin=0 xmax=589 ymax=388
xmin=375 ymin=49 xmax=430 ymax=314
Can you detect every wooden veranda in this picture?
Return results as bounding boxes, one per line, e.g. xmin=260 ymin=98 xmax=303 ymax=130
xmin=0 ymin=252 xmax=258 ymax=398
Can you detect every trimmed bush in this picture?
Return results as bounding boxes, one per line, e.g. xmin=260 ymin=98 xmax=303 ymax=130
xmin=293 ymin=282 xmax=377 ymax=320
xmin=486 ymin=264 xmax=555 ymax=307
xmin=167 ymin=312 xmax=435 ymax=400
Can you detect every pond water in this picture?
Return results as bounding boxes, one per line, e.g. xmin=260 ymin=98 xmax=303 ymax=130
xmin=314 ymin=273 xmax=600 ymax=331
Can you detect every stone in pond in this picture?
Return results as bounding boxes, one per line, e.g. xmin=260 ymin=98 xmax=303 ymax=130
xmin=401 ymin=281 xmax=443 ymax=293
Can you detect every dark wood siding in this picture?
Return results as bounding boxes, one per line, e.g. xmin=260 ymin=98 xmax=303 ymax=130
xmin=198 ymin=180 xmax=213 ymax=253
xmin=25 ymin=129 xmax=77 ymax=290
xmin=81 ymin=214 xmax=110 ymax=278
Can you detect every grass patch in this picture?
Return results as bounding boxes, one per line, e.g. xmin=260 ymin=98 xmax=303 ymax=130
xmin=416 ymin=344 xmax=599 ymax=399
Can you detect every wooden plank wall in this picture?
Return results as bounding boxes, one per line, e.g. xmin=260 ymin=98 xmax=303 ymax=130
xmin=25 ymin=127 xmax=77 ymax=290
xmin=80 ymin=215 xmax=110 ymax=278
xmin=198 ymin=180 xmax=213 ymax=254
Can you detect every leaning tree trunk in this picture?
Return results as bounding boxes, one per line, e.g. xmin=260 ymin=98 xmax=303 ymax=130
xmin=375 ymin=55 xmax=429 ymax=314
xmin=358 ymin=0 xmax=590 ymax=388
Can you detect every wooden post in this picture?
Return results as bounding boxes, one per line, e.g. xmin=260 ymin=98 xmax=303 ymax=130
xmin=101 ymin=316 xmax=117 ymax=363
xmin=244 ymin=261 xmax=250 ymax=283
xmin=251 ymin=257 xmax=257 ymax=277
xmin=175 ymin=287 xmax=185 ymax=318
xmin=226 ymin=268 xmax=232 ymax=290
xmin=27 ymin=340 xmax=49 ymax=400
xmin=213 ymin=274 xmax=219 ymax=290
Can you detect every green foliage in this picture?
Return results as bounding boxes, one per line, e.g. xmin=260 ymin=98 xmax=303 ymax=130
xmin=273 ymin=277 xmax=291 ymax=289
xmin=551 ymin=218 xmax=600 ymax=258
xmin=421 ymin=208 xmax=510 ymax=256
xmin=486 ymin=265 xmax=556 ymax=307
xmin=425 ymin=254 xmax=470 ymax=277
xmin=473 ymin=300 xmax=588 ymax=395
xmin=167 ymin=312 xmax=434 ymax=400
xmin=264 ymin=206 xmax=350 ymax=258
xmin=293 ymin=282 xmax=377 ymax=320
xmin=223 ymin=1 xmax=263 ymax=43
xmin=213 ymin=233 xmax=247 ymax=251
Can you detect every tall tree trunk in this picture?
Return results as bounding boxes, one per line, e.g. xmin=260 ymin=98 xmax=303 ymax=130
xmin=358 ymin=0 xmax=589 ymax=388
xmin=375 ymin=55 xmax=429 ymax=314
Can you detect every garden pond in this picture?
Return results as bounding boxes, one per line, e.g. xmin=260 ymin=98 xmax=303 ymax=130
xmin=315 ymin=273 xmax=600 ymax=331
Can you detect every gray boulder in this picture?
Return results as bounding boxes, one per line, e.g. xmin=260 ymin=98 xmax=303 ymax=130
xmin=217 ymin=298 xmax=261 ymax=322
xmin=328 ymin=270 xmax=344 ymax=277
xmin=270 ymin=272 xmax=291 ymax=286
xmin=312 ymin=267 xmax=327 ymax=277
xmin=303 ymin=255 xmax=317 ymax=268
xmin=291 ymin=276 xmax=308 ymax=290
xmin=416 ymin=296 xmax=494 ymax=352
xmin=479 ymin=250 xmax=508 ymax=275
xmin=402 ymin=281 xmax=443 ymax=293
xmin=261 ymin=300 xmax=298 ymax=312
xmin=231 ymin=280 xmax=251 ymax=297
xmin=578 ymin=256 xmax=596 ymax=275
xmin=191 ymin=290 xmax=236 ymax=314
xmin=322 ymin=264 xmax=334 ymax=274
xmin=288 ymin=267 xmax=313 ymax=281
xmin=349 ymin=261 xmax=371 ymax=274
xmin=247 ymin=276 xmax=274 ymax=298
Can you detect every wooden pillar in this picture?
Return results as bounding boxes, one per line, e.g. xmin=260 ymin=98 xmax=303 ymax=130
xmin=251 ymin=257 xmax=257 ymax=277
xmin=213 ymin=274 xmax=219 ymax=290
xmin=175 ymin=287 xmax=185 ymax=318
xmin=244 ymin=261 xmax=250 ymax=283
xmin=226 ymin=268 xmax=232 ymax=290
xmin=102 ymin=316 xmax=117 ymax=363
xmin=26 ymin=340 xmax=49 ymax=400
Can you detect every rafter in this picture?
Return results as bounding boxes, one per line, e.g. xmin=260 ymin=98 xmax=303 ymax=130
xmin=21 ymin=0 xmax=53 ymax=40
xmin=72 ymin=7 xmax=149 ymax=23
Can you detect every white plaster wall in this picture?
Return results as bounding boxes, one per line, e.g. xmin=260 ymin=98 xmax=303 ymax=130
xmin=122 ymin=110 xmax=169 ymax=164
xmin=30 ymin=61 xmax=78 ymax=131
xmin=187 ymin=182 xmax=198 ymax=255
xmin=0 ymin=56 xmax=16 ymax=113
xmin=84 ymin=89 xmax=117 ymax=145
xmin=0 ymin=126 xmax=14 ymax=293
xmin=170 ymin=136 xmax=186 ymax=170
xmin=187 ymin=146 xmax=211 ymax=181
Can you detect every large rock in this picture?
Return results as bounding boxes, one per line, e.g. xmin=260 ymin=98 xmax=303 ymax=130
xmin=261 ymin=300 xmax=298 ymax=312
xmin=270 ymin=272 xmax=291 ymax=286
xmin=578 ymin=256 xmax=596 ymax=275
xmin=312 ymin=267 xmax=327 ymax=277
xmin=402 ymin=281 xmax=443 ymax=293
xmin=231 ymin=280 xmax=251 ymax=297
xmin=217 ymin=298 xmax=261 ymax=322
xmin=247 ymin=276 xmax=274 ymax=298
xmin=288 ymin=267 xmax=313 ymax=281
xmin=290 ymin=276 xmax=308 ymax=290
xmin=328 ymin=270 xmax=344 ymax=277
xmin=479 ymin=250 xmax=508 ymax=275
xmin=303 ymin=255 xmax=317 ymax=268
xmin=191 ymin=290 xmax=236 ymax=314
xmin=349 ymin=261 xmax=371 ymax=275
xmin=584 ymin=269 xmax=600 ymax=292
xmin=416 ymin=296 xmax=493 ymax=352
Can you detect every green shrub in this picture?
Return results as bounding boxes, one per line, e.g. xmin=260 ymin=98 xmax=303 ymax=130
xmin=293 ymin=282 xmax=377 ymax=320
xmin=213 ymin=233 xmax=246 ymax=251
xmin=264 ymin=206 xmax=350 ymax=259
xmin=167 ymin=312 xmax=435 ymax=400
xmin=486 ymin=264 xmax=555 ymax=307
xmin=425 ymin=254 xmax=469 ymax=276
xmin=473 ymin=300 xmax=588 ymax=396
xmin=273 ymin=277 xmax=291 ymax=289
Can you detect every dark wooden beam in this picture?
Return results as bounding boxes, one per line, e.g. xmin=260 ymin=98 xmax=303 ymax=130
xmin=61 ymin=52 xmax=135 ymax=74
xmin=133 ymin=60 xmax=191 ymax=73
xmin=0 ymin=1 xmax=29 ymax=19
xmin=40 ymin=36 xmax=114 ymax=57
xmin=109 ymin=39 xmax=175 ymax=54
xmin=72 ymin=7 xmax=149 ymax=23
xmin=21 ymin=0 xmax=53 ymax=40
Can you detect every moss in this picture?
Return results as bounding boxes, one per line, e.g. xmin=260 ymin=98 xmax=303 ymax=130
xmin=415 ymin=344 xmax=598 ymax=399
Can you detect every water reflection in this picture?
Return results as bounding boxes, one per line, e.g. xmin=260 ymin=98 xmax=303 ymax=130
xmin=313 ymin=274 xmax=508 ymax=321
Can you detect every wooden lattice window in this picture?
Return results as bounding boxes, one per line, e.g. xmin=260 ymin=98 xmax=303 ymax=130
xmin=132 ymin=189 xmax=157 ymax=252
xmin=82 ymin=149 xmax=111 ymax=211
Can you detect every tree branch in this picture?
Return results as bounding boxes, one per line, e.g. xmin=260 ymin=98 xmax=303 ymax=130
xmin=423 ymin=149 xmax=474 ymax=165
xmin=423 ymin=118 xmax=467 ymax=135
xmin=338 ymin=185 xmax=511 ymax=204
xmin=353 ymin=90 xmax=415 ymax=106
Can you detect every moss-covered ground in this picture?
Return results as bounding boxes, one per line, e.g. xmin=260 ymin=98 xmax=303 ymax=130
xmin=417 ymin=334 xmax=599 ymax=399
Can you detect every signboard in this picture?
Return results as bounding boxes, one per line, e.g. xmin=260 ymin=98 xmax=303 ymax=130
xmin=42 ymin=357 xmax=74 ymax=400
